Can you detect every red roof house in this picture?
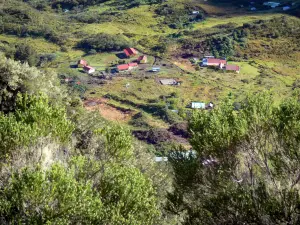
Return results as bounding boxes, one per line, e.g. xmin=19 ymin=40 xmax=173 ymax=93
xmin=124 ymin=48 xmax=138 ymax=57
xmin=83 ymin=65 xmax=95 ymax=74
xmin=117 ymin=63 xmax=138 ymax=72
xmin=225 ymin=65 xmax=240 ymax=73
xmin=117 ymin=64 xmax=130 ymax=71
xmin=137 ymin=55 xmax=147 ymax=64
xmin=77 ymin=59 xmax=88 ymax=68
xmin=206 ymin=58 xmax=227 ymax=68
xmin=128 ymin=62 xmax=138 ymax=68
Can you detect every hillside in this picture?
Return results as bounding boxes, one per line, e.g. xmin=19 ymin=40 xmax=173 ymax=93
xmin=1 ymin=0 xmax=300 ymax=151
xmin=1 ymin=0 xmax=300 ymax=224
xmin=0 ymin=0 xmax=300 ymax=150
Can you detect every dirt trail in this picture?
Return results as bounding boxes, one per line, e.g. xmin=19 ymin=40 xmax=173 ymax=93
xmin=84 ymin=98 xmax=135 ymax=122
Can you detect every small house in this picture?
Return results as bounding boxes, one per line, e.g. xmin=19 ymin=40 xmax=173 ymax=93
xmin=225 ymin=64 xmax=240 ymax=73
xmin=77 ymin=59 xmax=88 ymax=68
xmin=151 ymin=67 xmax=160 ymax=72
xmin=128 ymin=62 xmax=138 ymax=69
xmin=117 ymin=64 xmax=130 ymax=71
xmin=191 ymin=102 xmax=206 ymax=109
xmin=124 ymin=48 xmax=138 ymax=58
xmin=159 ymin=78 xmax=178 ymax=85
xmin=202 ymin=58 xmax=227 ymax=68
xmin=137 ymin=55 xmax=148 ymax=64
xmin=83 ymin=66 xmax=95 ymax=74
xmin=117 ymin=63 xmax=138 ymax=72
xmin=192 ymin=11 xmax=200 ymax=15
xmin=283 ymin=6 xmax=291 ymax=10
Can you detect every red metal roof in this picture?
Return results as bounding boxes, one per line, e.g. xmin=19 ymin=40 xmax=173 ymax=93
xmin=117 ymin=64 xmax=130 ymax=70
xmin=124 ymin=48 xmax=138 ymax=57
xmin=78 ymin=59 xmax=87 ymax=66
xmin=128 ymin=62 xmax=138 ymax=67
xmin=226 ymin=65 xmax=240 ymax=71
xmin=207 ymin=58 xmax=227 ymax=64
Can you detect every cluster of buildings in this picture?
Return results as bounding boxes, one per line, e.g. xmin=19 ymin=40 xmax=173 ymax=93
xmin=117 ymin=48 xmax=148 ymax=72
xmin=201 ymin=57 xmax=240 ymax=73
xmin=77 ymin=59 xmax=95 ymax=74
xmin=77 ymin=48 xmax=149 ymax=74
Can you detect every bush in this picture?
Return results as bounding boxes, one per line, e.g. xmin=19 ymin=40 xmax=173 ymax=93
xmin=88 ymin=49 xmax=97 ymax=55
xmin=14 ymin=44 xmax=38 ymax=66
xmin=129 ymin=112 xmax=150 ymax=129
xmin=168 ymin=122 xmax=189 ymax=138
xmin=78 ymin=33 xmax=132 ymax=52
xmin=208 ymin=35 xmax=234 ymax=58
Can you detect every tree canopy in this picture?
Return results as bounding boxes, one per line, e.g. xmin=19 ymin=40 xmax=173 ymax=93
xmin=168 ymin=93 xmax=300 ymax=224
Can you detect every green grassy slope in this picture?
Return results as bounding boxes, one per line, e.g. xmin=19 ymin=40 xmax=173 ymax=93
xmin=1 ymin=0 xmax=300 ymax=137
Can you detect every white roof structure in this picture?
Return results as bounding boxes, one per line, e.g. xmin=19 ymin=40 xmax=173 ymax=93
xmin=155 ymin=157 xmax=168 ymax=162
xmin=160 ymin=79 xmax=177 ymax=85
xmin=191 ymin=102 xmax=206 ymax=109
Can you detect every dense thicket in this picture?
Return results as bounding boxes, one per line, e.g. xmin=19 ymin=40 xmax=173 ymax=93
xmin=23 ymin=0 xmax=163 ymax=10
xmin=0 ymin=54 xmax=63 ymax=113
xmin=78 ymin=33 xmax=132 ymax=52
xmin=156 ymin=3 xmax=205 ymax=29
xmin=167 ymin=93 xmax=300 ymax=224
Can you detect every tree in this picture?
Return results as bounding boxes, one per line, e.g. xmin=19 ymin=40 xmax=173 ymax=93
xmin=0 ymin=93 xmax=74 ymax=157
xmin=78 ymin=33 xmax=131 ymax=52
xmin=95 ymin=124 xmax=133 ymax=161
xmin=0 ymin=157 xmax=159 ymax=225
xmin=14 ymin=44 xmax=37 ymax=66
xmin=0 ymin=54 xmax=64 ymax=113
xmin=99 ymin=163 xmax=160 ymax=224
xmin=168 ymin=93 xmax=300 ymax=224
xmin=0 ymin=163 xmax=103 ymax=224
xmin=209 ymin=35 xmax=234 ymax=58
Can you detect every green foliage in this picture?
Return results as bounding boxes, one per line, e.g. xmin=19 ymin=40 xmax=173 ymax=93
xmin=0 ymin=54 xmax=64 ymax=113
xmin=0 ymin=156 xmax=159 ymax=224
xmin=78 ymin=33 xmax=132 ymax=52
xmin=100 ymin=163 xmax=160 ymax=224
xmin=155 ymin=3 xmax=204 ymax=29
xmin=95 ymin=124 xmax=133 ymax=161
xmin=0 ymin=163 xmax=103 ymax=224
xmin=14 ymin=44 xmax=38 ymax=66
xmin=129 ymin=112 xmax=151 ymax=129
xmin=208 ymin=35 xmax=234 ymax=58
xmin=0 ymin=94 xmax=74 ymax=156
xmin=169 ymin=93 xmax=300 ymax=224
xmin=189 ymin=97 xmax=247 ymax=157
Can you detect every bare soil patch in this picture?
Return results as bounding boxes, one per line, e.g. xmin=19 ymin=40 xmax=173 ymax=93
xmin=172 ymin=58 xmax=196 ymax=72
xmin=84 ymin=98 xmax=135 ymax=122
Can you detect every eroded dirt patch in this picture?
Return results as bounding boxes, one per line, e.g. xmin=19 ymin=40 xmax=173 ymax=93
xmin=84 ymin=98 xmax=135 ymax=122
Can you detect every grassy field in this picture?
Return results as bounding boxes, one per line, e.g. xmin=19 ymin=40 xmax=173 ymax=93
xmin=193 ymin=13 xmax=286 ymax=29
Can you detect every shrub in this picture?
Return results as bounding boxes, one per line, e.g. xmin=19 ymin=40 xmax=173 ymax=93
xmin=78 ymin=33 xmax=131 ymax=52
